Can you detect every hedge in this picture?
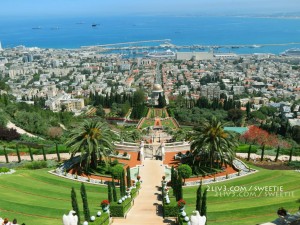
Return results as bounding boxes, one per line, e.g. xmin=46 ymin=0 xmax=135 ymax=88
xmin=162 ymin=196 xmax=178 ymax=217
xmin=110 ymin=198 xmax=132 ymax=217
xmin=131 ymin=187 xmax=139 ymax=199
xmin=94 ymin=212 xmax=110 ymax=225
xmin=177 ymin=214 xmax=190 ymax=225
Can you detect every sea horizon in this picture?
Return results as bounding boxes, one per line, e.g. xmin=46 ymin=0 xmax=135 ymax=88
xmin=1 ymin=15 xmax=300 ymax=54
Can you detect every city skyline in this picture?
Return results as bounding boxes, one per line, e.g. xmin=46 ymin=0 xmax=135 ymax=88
xmin=1 ymin=0 xmax=300 ymax=18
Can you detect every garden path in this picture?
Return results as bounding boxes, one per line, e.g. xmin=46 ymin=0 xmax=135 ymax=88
xmin=112 ymin=159 xmax=175 ymax=225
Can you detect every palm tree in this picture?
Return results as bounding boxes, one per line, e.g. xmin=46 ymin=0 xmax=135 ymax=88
xmin=66 ymin=120 xmax=116 ymax=171
xmin=190 ymin=117 xmax=238 ymax=173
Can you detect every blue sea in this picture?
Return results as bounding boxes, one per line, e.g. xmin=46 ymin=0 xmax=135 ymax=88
xmin=1 ymin=16 xmax=300 ymax=54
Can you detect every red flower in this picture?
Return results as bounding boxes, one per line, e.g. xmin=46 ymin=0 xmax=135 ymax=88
xmin=101 ymin=199 xmax=110 ymax=207
xmin=177 ymin=199 xmax=186 ymax=207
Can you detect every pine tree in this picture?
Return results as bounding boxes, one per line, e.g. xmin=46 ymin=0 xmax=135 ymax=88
xmin=107 ymin=182 xmax=113 ymax=203
xmin=200 ymin=188 xmax=207 ymax=217
xmin=80 ymin=183 xmax=90 ymax=221
xmin=126 ymin=166 xmax=131 ymax=188
xmin=71 ymin=187 xmax=80 ymax=225
xmin=112 ymin=180 xmax=117 ymax=202
xmin=196 ymin=184 xmax=202 ymax=214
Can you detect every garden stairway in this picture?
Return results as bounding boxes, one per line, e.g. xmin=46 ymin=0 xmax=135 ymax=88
xmin=112 ymin=159 xmax=175 ymax=225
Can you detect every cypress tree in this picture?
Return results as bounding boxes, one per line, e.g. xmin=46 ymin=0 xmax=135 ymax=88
xmin=275 ymin=146 xmax=280 ymax=162
xmin=55 ymin=143 xmax=61 ymax=162
xmin=42 ymin=146 xmax=47 ymax=161
xmin=28 ymin=147 xmax=34 ymax=161
xmin=126 ymin=166 xmax=131 ymax=188
xmin=172 ymin=169 xmax=178 ymax=197
xmin=200 ymin=188 xmax=207 ymax=217
xmin=170 ymin=166 xmax=175 ymax=189
xmin=289 ymin=147 xmax=293 ymax=162
xmin=3 ymin=146 xmax=9 ymax=163
xmin=112 ymin=180 xmax=117 ymax=202
xmin=260 ymin=144 xmax=265 ymax=162
xmin=71 ymin=187 xmax=80 ymax=225
xmin=121 ymin=169 xmax=126 ymax=196
xmin=80 ymin=183 xmax=90 ymax=221
xmin=16 ymin=145 xmax=21 ymax=163
xmin=247 ymin=145 xmax=252 ymax=161
xmin=176 ymin=174 xmax=183 ymax=201
xmin=196 ymin=184 xmax=202 ymax=214
xmin=107 ymin=182 xmax=113 ymax=203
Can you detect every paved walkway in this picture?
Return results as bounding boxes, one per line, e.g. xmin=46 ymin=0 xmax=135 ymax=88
xmin=112 ymin=159 xmax=175 ymax=225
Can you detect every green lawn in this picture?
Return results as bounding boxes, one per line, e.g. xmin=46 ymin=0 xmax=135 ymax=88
xmin=161 ymin=118 xmax=177 ymax=129
xmin=182 ymin=167 xmax=300 ymax=225
xmin=0 ymin=169 xmax=111 ymax=225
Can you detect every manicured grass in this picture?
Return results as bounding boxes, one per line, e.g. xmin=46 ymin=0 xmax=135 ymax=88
xmin=161 ymin=118 xmax=177 ymax=129
xmin=182 ymin=168 xmax=300 ymax=225
xmin=0 ymin=169 xmax=112 ymax=225
xmin=140 ymin=118 xmax=154 ymax=129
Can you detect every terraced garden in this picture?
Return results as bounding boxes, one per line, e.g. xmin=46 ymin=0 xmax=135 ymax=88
xmin=182 ymin=166 xmax=300 ymax=225
xmin=0 ymin=165 xmax=299 ymax=225
xmin=0 ymin=169 xmax=110 ymax=225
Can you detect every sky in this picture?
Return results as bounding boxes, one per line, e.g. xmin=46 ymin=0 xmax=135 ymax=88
xmin=1 ymin=0 xmax=299 ymax=18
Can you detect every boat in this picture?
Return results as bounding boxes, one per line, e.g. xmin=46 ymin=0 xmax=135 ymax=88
xmin=250 ymin=45 xmax=262 ymax=48
xmin=147 ymin=49 xmax=176 ymax=58
xmin=281 ymin=48 xmax=300 ymax=56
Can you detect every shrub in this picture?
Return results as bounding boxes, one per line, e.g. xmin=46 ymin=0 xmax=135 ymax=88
xmin=0 ymin=167 xmax=10 ymax=173
xmin=0 ymin=126 xmax=20 ymax=141
xmin=24 ymin=161 xmax=47 ymax=169
xmin=123 ymin=152 xmax=128 ymax=157
xmin=131 ymin=187 xmax=138 ymax=198
xmin=111 ymin=164 xmax=124 ymax=181
xmin=178 ymin=214 xmax=190 ymax=225
xmin=94 ymin=212 xmax=109 ymax=225
xmin=110 ymin=198 xmax=132 ymax=217
xmin=163 ymin=197 xmax=178 ymax=217
xmin=111 ymin=159 xmax=119 ymax=166
xmin=178 ymin=164 xmax=192 ymax=184
xmin=287 ymin=161 xmax=300 ymax=169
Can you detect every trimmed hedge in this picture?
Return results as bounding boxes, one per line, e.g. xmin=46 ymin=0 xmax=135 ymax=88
xmin=110 ymin=198 xmax=132 ymax=217
xmin=136 ymin=181 xmax=141 ymax=189
xmin=94 ymin=212 xmax=110 ymax=225
xmin=131 ymin=187 xmax=139 ymax=199
xmin=162 ymin=196 xmax=178 ymax=217
xmin=178 ymin=214 xmax=190 ymax=225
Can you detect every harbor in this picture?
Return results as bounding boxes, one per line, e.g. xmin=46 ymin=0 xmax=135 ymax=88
xmin=81 ymin=40 xmax=300 ymax=55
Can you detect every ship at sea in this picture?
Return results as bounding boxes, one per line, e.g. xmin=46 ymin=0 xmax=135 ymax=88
xmin=281 ymin=48 xmax=300 ymax=56
xmin=147 ymin=49 xmax=176 ymax=58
